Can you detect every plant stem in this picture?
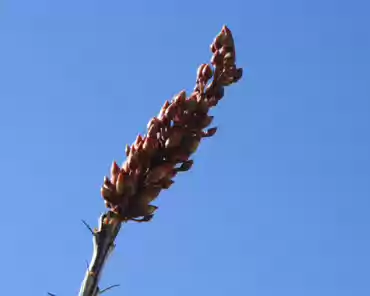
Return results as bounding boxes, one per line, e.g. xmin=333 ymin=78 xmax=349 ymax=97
xmin=78 ymin=211 xmax=123 ymax=296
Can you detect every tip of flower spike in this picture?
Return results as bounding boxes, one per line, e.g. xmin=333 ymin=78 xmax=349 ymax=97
xmin=222 ymin=25 xmax=232 ymax=35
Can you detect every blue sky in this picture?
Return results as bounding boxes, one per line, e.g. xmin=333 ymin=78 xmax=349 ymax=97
xmin=1 ymin=0 xmax=369 ymax=295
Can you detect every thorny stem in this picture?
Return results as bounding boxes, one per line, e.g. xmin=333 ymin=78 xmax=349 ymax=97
xmin=78 ymin=211 xmax=123 ymax=296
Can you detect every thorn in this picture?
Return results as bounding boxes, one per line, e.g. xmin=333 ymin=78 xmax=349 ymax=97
xmin=89 ymin=271 xmax=96 ymax=277
xmin=81 ymin=219 xmax=96 ymax=236
xmin=99 ymin=284 xmax=120 ymax=294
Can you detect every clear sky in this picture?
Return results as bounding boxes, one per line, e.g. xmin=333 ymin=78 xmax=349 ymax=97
xmin=1 ymin=0 xmax=369 ymax=295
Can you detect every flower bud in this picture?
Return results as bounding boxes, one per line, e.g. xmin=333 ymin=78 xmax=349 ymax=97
xmin=222 ymin=36 xmax=234 ymax=48
xmin=104 ymin=200 xmax=113 ymax=209
xmin=147 ymin=125 xmax=159 ymax=138
xmin=158 ymin=100 xmax=170 ymax=118
xmin=174 ymin=90 xmax=187 ymax=103
xmin=123 ymin=175 xmax=137 ymax=197
xmin=139 ymin=186 xmax=162 ymax=203
xmin=164 ymin=103 xmax=178 ymax=119
xmin=169 ymin=151 xmax=190 ymax=162
xmin=207 ymin=97 xmax=218 ymax=107
xmin=165 ymin=127 xmax=183 ymax=148
xmin=147 ymin=117 xmax=160 ymax=130
xmin=125 ymin=144 xmax=131 ymax=156
xmin=185 ymin=99 xmax=199 ymax=113
xmin=104 ymin=176 xmax=115 ymax=191
xmin=145 ymin=163 xmax=174 ymax=184
xmin=196 ymin=99 xmax=210 ymax=113
xmin=202 ymin=64 xmax=213 ymax=81
xmin=101 ymin=185 xmax=113 ymax=199
xmin=126 ymin=153 xmax=139 ymax=171
xmin=183 ymin=136 xmax=201 ymax=154
xmin=135 ymin=134 xmax=143 ymax=146
xmin=199 ymin=115 xmax=214 ymax=128
xmin=223 ymin=52 xmax=235 ymax=67
xmin=110 ymin=161 xmax=120 ymax=177
xmin=197 ymin=64 xmax=207 ymax=79
xmin=142 ymin=137 xmax=158 ymax=153
xmin=212 ymin=34 xmax=224 ymax=52
xmin=116 ymin=172 xmax=126 ymax=194
xmin=221 ymin=25 xmax=232 ymax=35
xmin=214 ymin=86 xmax=224 ymax=100
xmin=211 ymin=51 xmax=223 ymax=66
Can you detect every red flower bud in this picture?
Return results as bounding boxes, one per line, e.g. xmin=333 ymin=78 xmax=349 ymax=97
xmin=169 ymin=150 xmax=190 ymax=162
xmin=145 ymin=163 xmax=174 ymax=184
xmin=165 ymin=127 xmax=184 ymax=148
xmin=174 ymin=90 xmax=187 ymax=104
xmin=182 ymin=135 xmax=201 ymax=155
xmin=223 ymin=52 xmax=235 ymax=67
xmin=158 ymin=100 xmax=170 ymax=118
xmin=214 ymin=86 xmax=224 ymax=100
xmin=138 ymin=186 xmax=162 ymax=203
xmin=135 ymin=134 xmax=143 ymax=146
xmin=116 ymin=172 xmax=126 ymax=195
xmin=125 ymin=144 xmax=131 ymax=156
xmin=202 ymin=64 xmax=213 ymax=81
xmin=199 ymin=115 xmax=214 ymax=128
xmin=211 ymin=51 xmax=223 ymax=66
xmin=197 ymin=64 xmax=207 ymax=79
xmin=185 ymin=99 xmax=199 ymax=113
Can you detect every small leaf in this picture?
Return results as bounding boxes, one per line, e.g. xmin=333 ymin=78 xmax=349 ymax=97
xmin=202 ymin=127 xmax=217 ymax=137
xmin=142 ymin=214 xmax=154 ymax=222
xmin=185 ymin=136 xmax=201 ymax=154
xmin=147 ymin=205 xmax=158 ymax=215
xmin=161 ymin=178 xmax=174 ymax=189
xmin=179 ymin=160 xmax=194 ymax=172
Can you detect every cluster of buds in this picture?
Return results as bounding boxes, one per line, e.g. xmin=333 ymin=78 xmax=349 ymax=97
xmin=101 ymin=26 xmax=243 ymax=222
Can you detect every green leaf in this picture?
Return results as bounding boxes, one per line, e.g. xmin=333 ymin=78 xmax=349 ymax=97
xmin=147 ymin=205 xmax=158 ymax=215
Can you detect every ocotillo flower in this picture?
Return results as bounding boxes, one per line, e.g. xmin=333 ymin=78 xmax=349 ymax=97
xmin=100 ymin=25 xmax=243 ymax=222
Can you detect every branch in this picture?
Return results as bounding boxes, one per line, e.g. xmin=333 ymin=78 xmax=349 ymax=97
xmin=78 ymin=211 xmax=122 ymax=296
